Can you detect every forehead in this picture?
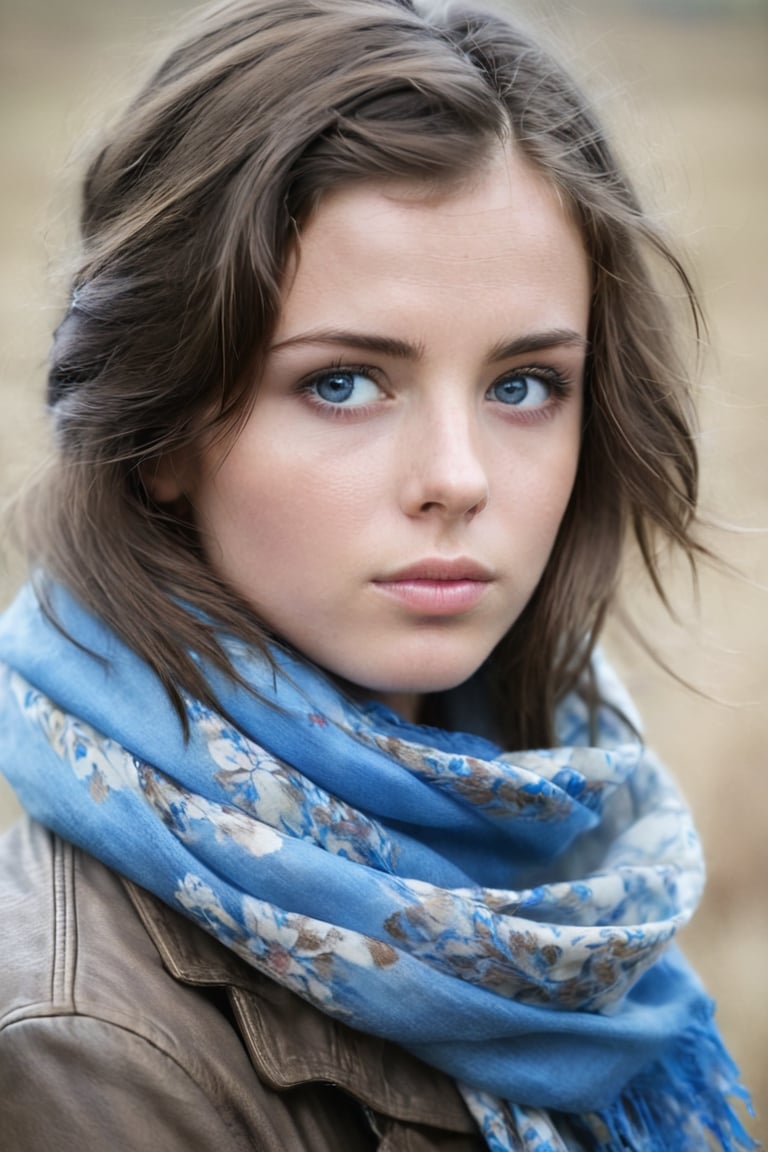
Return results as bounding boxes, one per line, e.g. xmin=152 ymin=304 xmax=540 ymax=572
xmin=276 ymin=148 xmax=589 ymax=340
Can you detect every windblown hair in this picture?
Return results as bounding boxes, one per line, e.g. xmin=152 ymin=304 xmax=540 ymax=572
xmin=31 ymin=0 xmax=703 ymax=746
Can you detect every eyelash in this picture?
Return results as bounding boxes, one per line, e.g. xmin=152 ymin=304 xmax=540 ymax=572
xmin=296 ymin=362 xmax=575 ymax=421
xmin=296 ymin=362 xmax=386 ymax=419
xmin=490 ymin=365 xmax=575 ymax=422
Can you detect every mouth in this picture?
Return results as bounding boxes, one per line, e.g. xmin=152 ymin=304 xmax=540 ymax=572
xmin=379 ymin=558 xmax=494 ymax=583
xmin=372 ymin=558 xmax=494 ymax=615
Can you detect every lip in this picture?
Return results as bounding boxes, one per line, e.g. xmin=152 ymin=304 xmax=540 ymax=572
xmin=379 ymin=558 xmax=494 ymax=583
xmin=372 ymin=558 xmax=494 ymax=616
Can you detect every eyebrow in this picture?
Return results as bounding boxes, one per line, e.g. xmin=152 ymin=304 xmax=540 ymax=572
xmin=270 ymin=327 xmax=588 ymax=362
xmin=487 ymin=329 xmax=589 ymax=361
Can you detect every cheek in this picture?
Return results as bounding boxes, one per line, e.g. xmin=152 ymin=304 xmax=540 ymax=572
xmin=547 ymin=450 xmax=581 ymax=517
xmin=195 ymin=445 xmax=372 ymax=575
xmin=497 ymin=425 xmax=581 ymax=538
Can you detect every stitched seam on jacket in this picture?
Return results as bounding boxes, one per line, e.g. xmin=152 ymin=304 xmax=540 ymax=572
xmin=51 ymin=833 xmax=77 ymax=1010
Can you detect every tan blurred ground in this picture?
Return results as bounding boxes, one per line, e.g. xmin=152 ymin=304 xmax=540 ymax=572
xmin=0 ymin=0 xmax=766 ymax=1140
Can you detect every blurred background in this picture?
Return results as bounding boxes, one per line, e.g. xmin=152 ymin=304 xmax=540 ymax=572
xmin=0 ymin=0 xmax=765 ymax=1140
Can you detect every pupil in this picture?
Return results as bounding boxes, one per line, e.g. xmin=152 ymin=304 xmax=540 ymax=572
xmin=317 ymin=372 xmax=354 ymax=403
xmin=497 ymin=377 xmax=527 ymax=404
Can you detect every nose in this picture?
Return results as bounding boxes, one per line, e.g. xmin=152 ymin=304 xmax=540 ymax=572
xmin=399 ymin=400 xmax=490 ymax=521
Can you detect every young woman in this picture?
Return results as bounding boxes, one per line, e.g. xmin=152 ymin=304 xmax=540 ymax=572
xmin=0 ymin=0 xmax=756 ymax=1148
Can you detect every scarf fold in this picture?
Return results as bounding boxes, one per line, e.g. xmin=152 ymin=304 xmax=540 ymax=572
xmin=0 ymin=584 xmax=755 ymax=1151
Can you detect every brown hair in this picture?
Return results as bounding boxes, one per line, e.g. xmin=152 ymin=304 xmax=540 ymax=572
xmin=30 ymin=0 xmax=703 ymax=746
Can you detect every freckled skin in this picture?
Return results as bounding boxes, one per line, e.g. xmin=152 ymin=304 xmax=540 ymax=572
xmin=161 ymin=150 xmax=590 ymax=721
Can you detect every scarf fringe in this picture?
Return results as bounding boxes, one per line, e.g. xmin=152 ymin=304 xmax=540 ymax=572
xmin=584 ymin=1017 xmax=758 ymax=1151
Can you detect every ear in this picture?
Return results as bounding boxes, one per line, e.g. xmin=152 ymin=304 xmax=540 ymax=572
xmin=141 ymin=452 xmax=190 ymax=505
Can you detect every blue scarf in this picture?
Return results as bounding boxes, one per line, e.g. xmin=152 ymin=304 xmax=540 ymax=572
xmin=0 ymin=584 xmax=755 ymax=1151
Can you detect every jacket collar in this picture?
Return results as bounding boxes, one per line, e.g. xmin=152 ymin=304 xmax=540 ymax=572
xmin=126 ymin=879 xmax=477 ymax=1135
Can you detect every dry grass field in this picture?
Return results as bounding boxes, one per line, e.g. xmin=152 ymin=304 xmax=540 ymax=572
xmin=1 ymin=0 xmax=766 ymax=1141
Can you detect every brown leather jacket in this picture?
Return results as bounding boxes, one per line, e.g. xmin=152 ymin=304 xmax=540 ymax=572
xmin=1 ymin=818 xmax=484 ymax=1151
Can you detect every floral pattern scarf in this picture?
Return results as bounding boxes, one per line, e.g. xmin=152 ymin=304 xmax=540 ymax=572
xmin=0 ymin=584 xmax=756 ymax=1151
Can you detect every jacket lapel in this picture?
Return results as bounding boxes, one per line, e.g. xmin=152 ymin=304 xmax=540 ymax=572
xmin=126 ymin=879 xmax=477 ymax=1136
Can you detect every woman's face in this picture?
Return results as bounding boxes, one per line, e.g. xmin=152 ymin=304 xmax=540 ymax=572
xmin=170 ymin=150 xmax=590 ymax=720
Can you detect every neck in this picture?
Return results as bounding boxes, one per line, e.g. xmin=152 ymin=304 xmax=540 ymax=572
xmin=365 ymin=690 xmax=423 ymax=724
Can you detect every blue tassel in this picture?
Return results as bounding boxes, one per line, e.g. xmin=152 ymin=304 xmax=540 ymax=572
xmin=575 ymin=1015 xmax=759 ymax=1151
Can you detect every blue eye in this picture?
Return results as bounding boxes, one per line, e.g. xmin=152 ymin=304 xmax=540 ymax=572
xmin=310 ymin=369 xmax=382 ymax=407
xmin=489 ymin=372 xmax=554 ymax=408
